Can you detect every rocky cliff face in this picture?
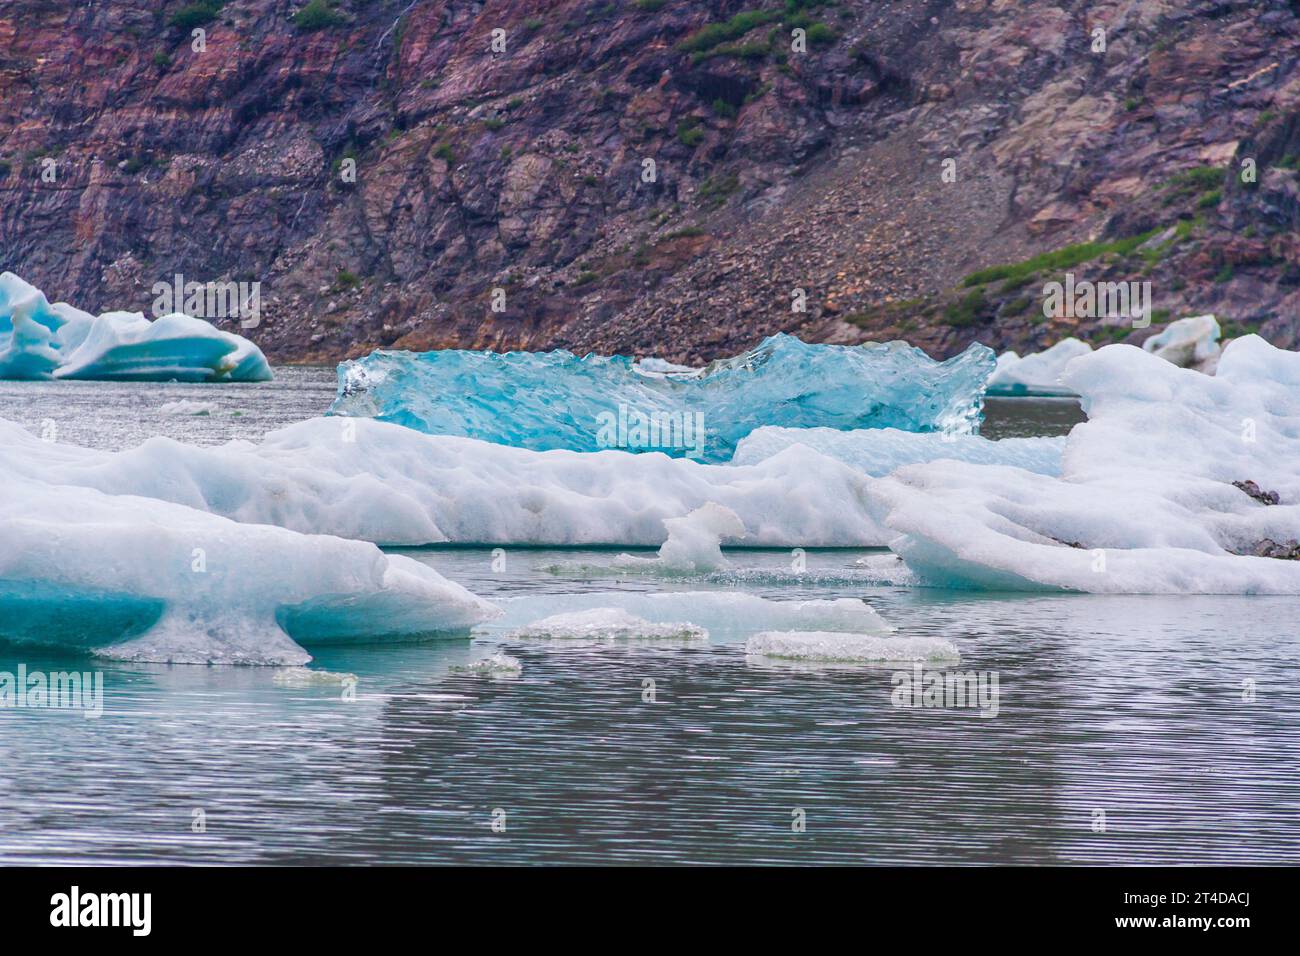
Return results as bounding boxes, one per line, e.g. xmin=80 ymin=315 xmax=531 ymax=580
xmin=2 ymin=0 xmax=1298 ymax=363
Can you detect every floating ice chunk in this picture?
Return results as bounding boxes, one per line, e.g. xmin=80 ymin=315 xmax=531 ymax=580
xmin=0 ymin=481 xmax=499 ymax=665
xmin=329 ymin=333 xmax=995 ymax=462
xmin=1063 ymin=337 xmax=1300 ymax=498
xmin=487 ymin=592 xmax=892 ymax=640
xmin=507 ymin=608 xmax=707 ymax=643
xmin=0 ymin=272 xmax=271 ymax=382
xmin=746 ymin=631 xmax=960 ymax=664
xmin=872 ymin=337 xmax=1300 ymax=593
xmin=450 ymin=653 xmax=523 ymax=677
xmin=0 ymin=416 xmax=889 ymax=546
xmin=612 ymin=503 xmax=746 ymax=573
xmin=732 ymin=426 xmax=1065 ymax=476
xmin=1142 ymin=314 xmax=1220 ymax=369
xmin=272 ymin=667 xmax=358 ymax=688
xmin=987 ymin=338 xmax=1092 ymax=396
xmin=159 ymin=400 xmax=217 ymax=416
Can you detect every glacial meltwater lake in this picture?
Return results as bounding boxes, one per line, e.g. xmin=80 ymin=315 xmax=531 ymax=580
xmin=1 ymin=372 xmax=1297 ymax=865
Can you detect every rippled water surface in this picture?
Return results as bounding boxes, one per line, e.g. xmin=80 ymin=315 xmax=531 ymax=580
xmin=1 ymin=376 xmax=1296 ymax=865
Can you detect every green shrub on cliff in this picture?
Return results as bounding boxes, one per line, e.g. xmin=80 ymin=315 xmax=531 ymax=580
xmin=293 ymin=0 xmax=345 ymax=32
xmin=169 ymin=1 xmax=223 ymax=31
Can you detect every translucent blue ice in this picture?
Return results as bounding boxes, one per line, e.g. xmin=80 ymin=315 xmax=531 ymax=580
xmin=0 ymin=272 xmax=272 ymax=382
xmin=330 ymin=334 xmax=996 ymax=462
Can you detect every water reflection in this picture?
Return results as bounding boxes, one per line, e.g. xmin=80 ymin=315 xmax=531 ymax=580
xmin=4 ymin=555 xmax=1295 ymax=864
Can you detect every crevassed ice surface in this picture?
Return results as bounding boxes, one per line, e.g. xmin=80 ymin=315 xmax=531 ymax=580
xmin=0 ymin=271 xmax=271 ymax=382
xmin=329 ymin=333 xmax=996 ymax=462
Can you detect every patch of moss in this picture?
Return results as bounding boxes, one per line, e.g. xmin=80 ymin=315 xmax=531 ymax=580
xmin=678 ymin=9 xmax=783 ymax=55
xmin=293 ymin=0 xmax=345 ymax=32
xmin=169 ymin=2 xmax=223 ymax=31
xmin=962 ymin=228 xmax=1163 ymax=288
xmin=696 ymin=172 xmax=740 ymax=208
xmin=944 ymin=288 xmax=989 ymax=327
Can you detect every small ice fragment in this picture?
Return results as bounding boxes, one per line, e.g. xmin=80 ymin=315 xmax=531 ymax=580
xmin=508 ymin=607 xmax=707 ymax=642
xmin=272 ymin=667 xmax=358 ymax=687
xmin=159 ymin=400 xmax=217 ymax=416
xmin=451 ymin=653 xmax=523 ymax=676
xmin=612 ymin=502 xmax=745 ymax=573
xmin=1142 ymin=314 xmax=1221 ymax=369
xmin=746 ymin=631 xmax=960 ymax=664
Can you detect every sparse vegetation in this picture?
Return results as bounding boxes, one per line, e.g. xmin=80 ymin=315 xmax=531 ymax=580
xmin=696 ymin=172 xmax=740 ymax=208
xmin=805 ymin=22 xmax=838 ymax=46
xmin=169 ymin=1 xmax=223 ymax=31
xmin=962 ymin=228 xmax=1163 ymax=288
xmin=293 ymin=0 xmax=345 ymax=32
xmin=678 ymin=9 xmax=782 ymax=55
xmin=676 ymin=119 xmax=704 ymax=147
xmin=944 ymin=288 xmax=988 ymax=327
xmin=1162 ymin=166 xmax=1223 ymax=204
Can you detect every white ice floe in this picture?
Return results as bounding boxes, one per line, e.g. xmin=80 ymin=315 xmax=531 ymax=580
xmin=746 ymin=631 xmax=960 ymax=664
xmin=0 ymin=416 xmax=889 ymax=546
xmin=609 ymin=503 xmax=746 ymax=573
xmin=159 ymin=400 xmax=217 ymax=416
xmin=0 ymin=272 xmax=272 ymax=382
xmin=0 ymin=481 xmax=499 ymax=665
xmin=989 ymin=317 xmax=1224 ymax=396
xmin=450 ymin=653 xmax=523 ymax=676
xmin=871 ymin=337 xmax=1300 ymax=593
xmin=487 ymin=592 xmax=892 ymax=640
xmin=987 ymin=337 xmax=1092 ymax=396
xmin=272 ymin=667 xmax=358 ymax=688
xmin=506 ymin=608 xmax=708 ymax=642
xmin=732 ymin=426 xmax=1065 ymax=476
xmin=1142 ymin=314 xmax=1221 ymax=370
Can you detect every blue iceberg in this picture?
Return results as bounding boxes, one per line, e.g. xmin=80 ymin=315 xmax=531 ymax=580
xmin=330 ymin=334 xmax=996 ymax=462
xmin=0 ymin=272 xmax=272 ymax=382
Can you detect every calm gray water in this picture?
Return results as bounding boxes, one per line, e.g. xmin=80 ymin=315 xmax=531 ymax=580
xmin=0 ymin=374 xmax=1295 ymax=865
